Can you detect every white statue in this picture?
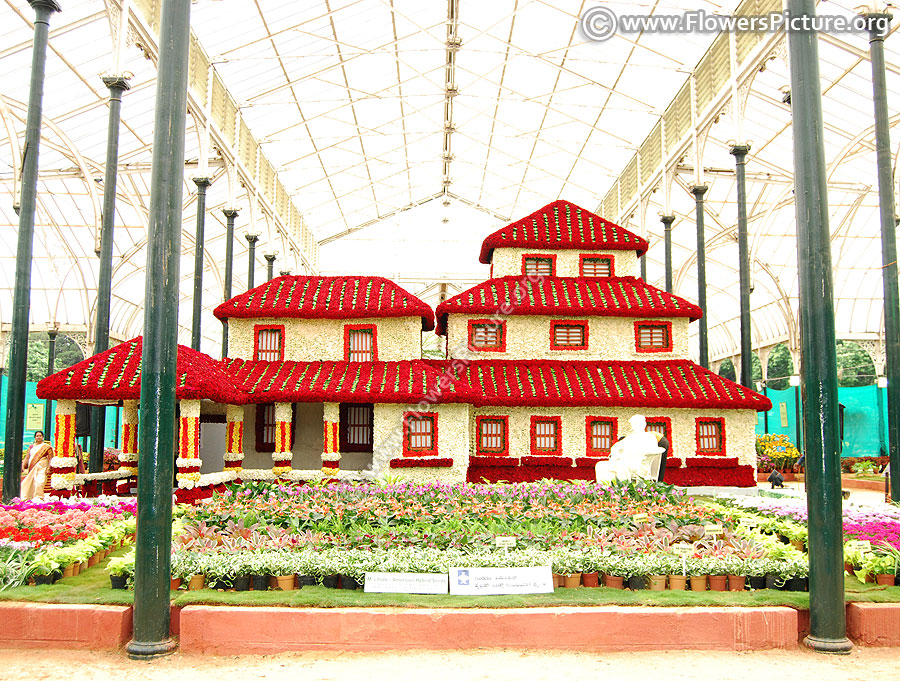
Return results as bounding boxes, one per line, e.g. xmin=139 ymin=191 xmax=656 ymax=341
xmin=595 ymin=414 xmax=664 ymax=483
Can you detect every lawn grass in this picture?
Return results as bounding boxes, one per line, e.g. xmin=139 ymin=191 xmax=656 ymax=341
xmin=3 ymin=558 xmax=898 ymax=609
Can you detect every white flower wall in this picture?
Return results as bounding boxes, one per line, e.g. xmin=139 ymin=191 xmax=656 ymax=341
xmin=490 ymin=248 xmax=639 ymax=278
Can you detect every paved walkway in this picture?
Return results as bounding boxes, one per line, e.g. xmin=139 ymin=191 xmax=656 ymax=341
xmin=0 ymin=647 xmax=897 ymax=681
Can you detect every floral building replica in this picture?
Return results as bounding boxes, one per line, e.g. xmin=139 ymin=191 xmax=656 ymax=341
xmin=36 ymin=200 xmax=770 ymax=501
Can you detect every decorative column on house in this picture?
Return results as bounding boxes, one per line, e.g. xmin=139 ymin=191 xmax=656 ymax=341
xmin=224 ymin=404 xmax=245 ymax=473
xmin=175 ymin=400 xmax=202 ymax=491
xmin=49 ymin=399 xmax=77 ymax=497
xmin=322 ymin=402 xmax=340 ymax=477
xmin=272 ymin=402 xmax=293 ymax=477
xmin=117 ymin=400 xmax=139 ymax=495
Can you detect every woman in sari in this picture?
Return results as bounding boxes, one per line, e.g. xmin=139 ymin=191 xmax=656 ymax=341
xmin=20 ymin=430 xmax=54 ymax=499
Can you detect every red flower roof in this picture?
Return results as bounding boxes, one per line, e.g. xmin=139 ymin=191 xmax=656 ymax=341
xmin=434 ymin=276 xmax=702 ymax=334
xmin=213 ymin=275 xmax=435 ymax=331
xmin=223 ymin=358 xmax=473 ymax=404
xmin=36 ymin=337 xmax=248 ymax=404
xmin=479 ymin=200 xmax=649 ymax=264
xmin=431 ymin=359 xmax=771 ymax=411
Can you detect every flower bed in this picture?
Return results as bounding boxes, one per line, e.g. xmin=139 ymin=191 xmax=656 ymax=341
xmin=160 ymin=480 xmax=810 ymax=591
xmin=0 ymin=497 xmax=135 ymax=589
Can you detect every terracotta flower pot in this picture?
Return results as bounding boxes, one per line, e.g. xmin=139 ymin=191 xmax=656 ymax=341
xmin=689 ymin=575 xmax=708 ymax=592
xmin=790 ymin=540 xmax=805 ymax=552
xmin=667 ymin=575 xmax=687 ymax=590
xmin=170 ymin=577 xmax=182 ymax=590
xmin=603 ymin=574 xmax=624 ymax=589
xmin=187 ymin=574 xmax=206 ymax=590
xmin=727 ymin=575 xmax=746 ymax=591
xmin=581 ymin=571 xmax=600 ymax=588
xmin=62 ymin=565 xmax=74 ymax=579
xmin=563 ymin=573 xmax=582 ymax=589
xmin=708 ymin=575 xmax=728 ymax=591
xmin=647 ymin=575 xmax=667 ymax=591
xmin=276 ymin=574 xmax=296 ymax=591
xmin=875 ymin=573 xmax=896 ymax=586
xmin=844 ymin=562 xmax=855 ymax=575
xmin=552 ymin=573 xmax=563 ymax=588
xmin=73 ymin=562 xmax=82 ymax=576
xmin=87 ymin=554 xmax=100 ymax=567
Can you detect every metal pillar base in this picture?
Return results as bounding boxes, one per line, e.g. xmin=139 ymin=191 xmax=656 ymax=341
xmin=126 ymin=638 xmax=178 ymax=659
xmin=802 ymin=635 xmax=853 ymax=655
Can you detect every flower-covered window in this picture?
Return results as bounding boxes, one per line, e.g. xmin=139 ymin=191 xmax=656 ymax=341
xmin=254 ymin=325 xmax=284 ymax=361
xmin=344 ymin=325 xmax=377 ymax=362
xmin=645 ymin=418 xmax=672 ymax=455
xmin=580 ymin=255 xmax=613 ymax=277
xmin=339 ymin=403 xmax=374 ymax=452
xmin=696 ymin=418 xmax=725 ymax=455
xmin=403 ymin=412 xmax=437 ymax=456
xmin=476 ymin=416 xmax=509 ymax=455
xmin=550 ymin=320 xmax=588 ymax=349
xmin=255 ymin=403 xmax=276 ymax=452
xmin=586 ymin=417 xmax=616 ymax=455
xmin=468 ymin=319 xmax=506 ymax=352
xmin=522 ymin=255 xmax=555 ymax=277
xmin=530 ymin=416 xmax=562 ymax=455
xmin=635 ymin=321 xmax=673 ymax=352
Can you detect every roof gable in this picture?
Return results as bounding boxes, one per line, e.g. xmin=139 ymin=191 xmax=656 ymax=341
xmin=213 ymin=275 xmax=435 ymax=331
xmin=479 ymin=200 xmax=649 ymax=264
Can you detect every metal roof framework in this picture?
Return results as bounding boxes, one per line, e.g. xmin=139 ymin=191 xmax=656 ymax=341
xmin=0 ymin=0 xmax=898 ymax=366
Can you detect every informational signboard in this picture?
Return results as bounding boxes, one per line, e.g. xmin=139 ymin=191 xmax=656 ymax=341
xmin=25 ymin=403 xmax=44 ymax=431
xmin=449 ymin=566 xmax=554 ymax=595
xmin=494 ymin=536 xmax=517 ymax=548
xmin=779 ymin=402 xmax=789 ymax=428
xmin=364 ymin=572 xmax=448 ymax=594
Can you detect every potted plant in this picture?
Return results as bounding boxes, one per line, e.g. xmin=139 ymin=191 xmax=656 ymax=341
xmin=107 ymin=553 xmax=134 ymax=590
xmin=29 ymin=554 xmax=61 ymax=585
xmin=786 ymin=559 xmax=809 ymax=592
xmin=743 ymin=558 xmax=768 ymax=590
xmin=245 ymin=551 xmax=270 ymax=591
xmin=597 ymin=554 xmax=627 ymax=589
xmin=723 ymin=557 xmax=746 ymax=591
xmin=685 ymin=557 xmax=708 ymax=592
xmin=859 ymin=553 xmax=896 ymax=586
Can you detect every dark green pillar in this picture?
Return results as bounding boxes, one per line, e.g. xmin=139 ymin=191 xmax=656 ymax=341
xmin=42 ymin=328 xmax=57 ymax=437
xmin=125 ymin=0 xmax=191 ymax=660
xmin=2 ymin=0 xmax=61 ymax=503
xmin=661 ymin=214 xmax=675 ymax=293
xmin=90 ymin=75 xmax=131 ymax=473
xmin=221 ymin=208 xmax=238 ymax=359
xmin=245 ymin=233 xmax=258 ymax=290
xmin=190 ymin=177 xmax=210 ymax=351
xmin=787 ymin=0 xmax=852 ymax=654
xmin=640 ymin=252 xmax=647 ymax=281
xmin=692 ymin=185 xmax=710 ymax=368
xmin=864 ymin=12 xmax=900 ymax=501
xmin=730 ymin=144 xmax=753 ymax=389
xmin=264 ymin=253 xmax=276 ymax=281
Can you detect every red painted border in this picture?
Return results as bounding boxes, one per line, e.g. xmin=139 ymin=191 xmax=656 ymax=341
xmin=390 ymin=457 xmax=453 ymax=468
xmin=645 ymin=416 xmax=673 ymax=456
xmin=530 ymin=415 xmax=562 ymax=455
xmin=695 ymin=416 xmax=726 ymax=455
xmin=402 ymin=411 xmax=438 ymax=456
xmin=579 ymin=253 xmax=616 ymax=277
xmin=521 ymin=252 xmax=558 ymax=276
xmin=550 ymin=319 xmax=589 ymax=350
xmin=634 ymin=320 xmax=673 ymax=353
xmin=475 ymin=415 xmax=510 ymax=455
xmin=343 ymin=324 xmax=378 ymax=361
xmin=467 ymin=318 xmax=507 ymax=352
xmin=253 ymin=324 xmax=285 ymax=362
xmin=585 ymin=416 xmax=616 ymax=458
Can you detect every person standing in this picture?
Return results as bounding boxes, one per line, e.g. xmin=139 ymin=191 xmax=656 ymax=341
xmin=20 ymin=430 xmax=54 ymax=499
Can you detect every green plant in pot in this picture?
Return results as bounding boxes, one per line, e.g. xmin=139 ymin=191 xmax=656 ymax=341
xmin=107 ymin=551 xmax=135 ymax=590
xmin=28 ymin=554 xmax=61 ymax=585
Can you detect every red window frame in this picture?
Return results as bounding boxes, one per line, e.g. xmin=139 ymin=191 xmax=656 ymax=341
xmin=530 ymin=416 xmax=562 ymax=455
xmin=634 ymin=320 xmax=673 ymax=353
xmin=695 ymin=417 xmax=726 ymax=455
xmin=579 ymin=254 xmax=615 ymax=277
xmin=402 ymin=412 xmax=438 ymax=456
xmin=254 ymin=402 xmax=295 ymax=453
xmin=253 ymin=324 xmax=285 ymax=362
xmin=585 ymin=416 xmax=617 ymax=457
xmin=475 ymin=415 xmax=510 ymax=456
xmin=344 ymin=324 xmax=378 ymax=362
xmin=339 ymin=403 xmax=374 ymax=453
xmin=550 ymin=319 xmax=589 ymax=350
xmin=645 ymin=417 xmax=673 ymax=456
xmin=467 ymin=318 xmax=506 ymax=352
xmin=521 ymin=253 xmax=557 ymax=277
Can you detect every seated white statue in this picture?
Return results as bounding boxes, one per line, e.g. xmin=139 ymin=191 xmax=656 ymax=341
xmin=595 ymin=415 xmax=664 ymax=483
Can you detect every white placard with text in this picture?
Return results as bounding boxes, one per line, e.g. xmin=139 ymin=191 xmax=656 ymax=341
xmin=448 ymin=566 xmax=554 ymax=595
xmin=364 ymin=572 xmax=449 ymax=594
